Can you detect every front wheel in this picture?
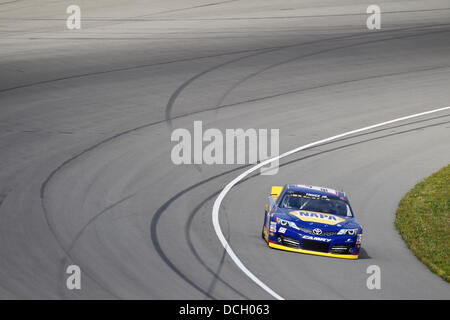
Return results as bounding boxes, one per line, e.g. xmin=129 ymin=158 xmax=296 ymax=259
xmin=261 ymin=225 xmax=268 ymax=244
xmin=262 ymin=211 xmax=268 ymax=243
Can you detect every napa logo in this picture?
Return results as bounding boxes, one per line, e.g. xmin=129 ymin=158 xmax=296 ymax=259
xmin=289 ymin=210 xmax=345 ymax=225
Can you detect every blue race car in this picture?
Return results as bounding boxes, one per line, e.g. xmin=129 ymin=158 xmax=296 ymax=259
xmin=262 ymin=184 xmax=362 ymax=259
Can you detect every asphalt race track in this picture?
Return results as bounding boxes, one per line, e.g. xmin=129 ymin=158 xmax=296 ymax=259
xmin=0 ymin=0 xmax=449 ymax=299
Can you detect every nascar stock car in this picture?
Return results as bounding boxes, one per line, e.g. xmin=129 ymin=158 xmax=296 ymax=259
xmin=262 ymin=184 xmax=363 ymax=259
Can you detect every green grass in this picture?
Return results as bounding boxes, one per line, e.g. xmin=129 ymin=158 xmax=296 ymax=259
xmin=395 ymin=164 xmax=450 ymax=282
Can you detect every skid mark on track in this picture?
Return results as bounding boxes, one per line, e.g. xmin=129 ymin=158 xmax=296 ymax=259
xmin=39 ymin=65 xmax=449 ymax=297
xmin=66 ymin=193 xmax=136 ymax=254
xmin=184 ymin=188 xmax=249 ymax=299
xmin=0 ymin=191 xmax=9 ymax=208
xmin=183 ymin=117 xmax=448 ymax=298
xmin=37 ymin=23 xmax=450 ymax=297
xmin=145 ymin=0 xmax=241 ymax=17
xmin=216 ymin=26 xmax=450 ymax=106
xmin=163 ymin=116 xmax=450 ymax=298
xmin=150 ymin=163 xmax=253 ymax=299
xmin=212 ymin=107 xmax=450 ymax=299
xmin=163 ymin=24 xmax=449 ymax=127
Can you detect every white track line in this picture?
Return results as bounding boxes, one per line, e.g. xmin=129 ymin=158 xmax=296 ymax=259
xmin=212 ymin=106 xmax=450 ymax=300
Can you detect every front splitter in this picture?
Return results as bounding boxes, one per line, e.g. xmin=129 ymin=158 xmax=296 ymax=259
xmin=269 ymin=242 xmax=359 ymax=260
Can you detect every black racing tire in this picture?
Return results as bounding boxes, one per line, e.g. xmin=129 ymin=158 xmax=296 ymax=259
xmin=261 ymin=225 xmax=268 ymax=244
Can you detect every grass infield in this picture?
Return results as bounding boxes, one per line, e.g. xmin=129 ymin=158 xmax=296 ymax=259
xmin=395 ymin=164 xmax=449 ymax=282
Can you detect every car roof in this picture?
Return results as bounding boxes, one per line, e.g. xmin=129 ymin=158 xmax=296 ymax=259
xmin=285 ymin=184 xmax=347 ymax=199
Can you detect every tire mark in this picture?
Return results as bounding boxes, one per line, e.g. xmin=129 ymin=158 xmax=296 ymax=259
xmin=166 ymin=115 xmax=449 ymax=298
xmin=43 ymin=108 xmax=448 ymax=298
xmin=205 ymin=202 xmax=234 ymax=298
xmin=66 ymin=193 xmax=136 ymax=254
xmin=1 ymin=31 xmax=367 ymax=93
xmin=155 ymin=26 xmax=450 ymax=295
xmin=0 ymin=34 xmax=350 ymax=93
xmin=189 ymin=118 xmax=450 ymax=298
xmin=0 ymin=191 xmax=8 ymax=208
xmin=185 ymin=188 xmax=250 ymax=299
xmin=52 ymin=1 xmax=241 ymax=37
xmin=164 ymin=50 xmax=272 ymax=130
xmin=164 ymin=23 xmax=446 ymax=128
xmin=215 ymin=64 xmax=450 ymax=110
xmin=2 ymin=23 xmax=437 ymax=94
xmin=9 ymin=7 xmax=450 ymax=22
xmin=39 ymin=26 xmax=449 ymax=297
xmin=150 ymin=163 xmax=252 ymax=299
xmin=0 ymin=47 xmax=271 ymax=94
xmin=216 ymin=26 xmax=450 ymax=106
xmin=144 ymin=0 xmax=241 ymax=16
xmin=39 ymin=58 xmax=449 ymax=297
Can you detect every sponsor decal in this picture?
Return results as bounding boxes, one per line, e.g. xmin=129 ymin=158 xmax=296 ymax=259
xmin=305 ymin=193 xmax=323 ymax=198
xmin=356 ymin=234 xmax=362 ymax=245
xmin=290 ymin=210 xmax=345 ymax=225
xmin=269 ymin=222 xmax=277 ymax=232
xmin=278 ymin=227 xmax=287 ymax=234
xmin=302 ymin=235 xmax=332 ymax=242
xmin=294 ymin=185 xmax=338 ymax=195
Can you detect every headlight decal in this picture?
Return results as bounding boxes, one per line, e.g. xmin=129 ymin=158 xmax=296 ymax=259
xmin=276 ymin=217 xmax=299 ymax=230
xmin=337 ymin=228 xmax=359 ymax=235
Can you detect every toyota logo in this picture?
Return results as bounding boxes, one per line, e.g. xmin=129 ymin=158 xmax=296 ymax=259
xmin=312 ymin=228 xmax=322 ymax=235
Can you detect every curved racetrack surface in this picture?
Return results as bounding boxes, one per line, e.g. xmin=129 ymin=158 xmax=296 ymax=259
xmin=0 ymin=0 xmax=449 ymax=299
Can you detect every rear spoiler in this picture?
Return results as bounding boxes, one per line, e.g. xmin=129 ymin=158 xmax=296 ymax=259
xmin=270 ymin=186 xmax=283 ymax=202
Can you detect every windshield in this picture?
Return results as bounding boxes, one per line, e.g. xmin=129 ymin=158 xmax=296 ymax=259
xmin=279 ymin=191 xmax=353 ymax=217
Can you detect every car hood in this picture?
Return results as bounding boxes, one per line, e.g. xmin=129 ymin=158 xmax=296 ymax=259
xmin=275 ymin=208 xmax=359 ymax=230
